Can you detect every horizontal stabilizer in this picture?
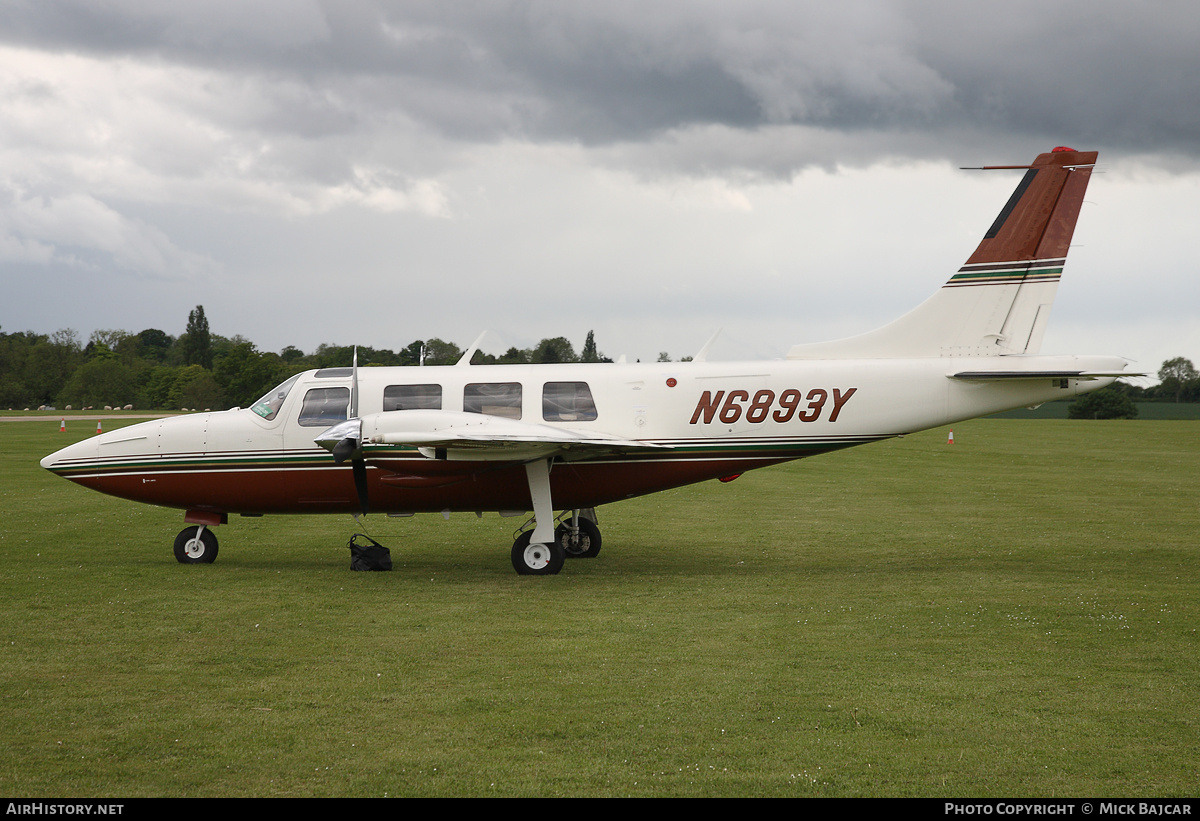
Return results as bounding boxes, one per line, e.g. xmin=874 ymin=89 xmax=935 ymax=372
xmin=950 ymin=370 xmax=1138 ymax=381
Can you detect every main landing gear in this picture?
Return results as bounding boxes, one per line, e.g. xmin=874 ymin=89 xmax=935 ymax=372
xmin=556 ymin=512 xmax=601 ymax=559
xmin=510 ymin=459 xmax=603 ymax=575
xmin=510 ymin=511 xmax=602 ymax=574
xmin=174 ymin=525 xmax=219 ymax=564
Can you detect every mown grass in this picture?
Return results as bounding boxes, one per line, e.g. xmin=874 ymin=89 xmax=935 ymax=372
xmin=1 ymin=419 xmax=1197 ymax=796
xmin=993 ymin=402 xmax=1200 ymax=420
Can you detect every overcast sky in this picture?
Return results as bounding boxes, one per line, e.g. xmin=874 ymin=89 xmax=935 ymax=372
xmin=1 ymin=1 xmax=1198 ymax=374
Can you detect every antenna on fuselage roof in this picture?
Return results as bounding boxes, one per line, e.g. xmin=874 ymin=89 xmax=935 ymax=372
xmin=692 ymin=329 xmax=722 ymax=363
xmin=456 ymin=330 xmax=490 ymax=366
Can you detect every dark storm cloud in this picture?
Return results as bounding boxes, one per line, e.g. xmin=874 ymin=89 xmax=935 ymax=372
xmin=2 ymin=0 xmax=1195 ymax=374
xmin=908 ymin=3 xmax=1200 ymax=156
xmin=5 ymin=0 xmax=1198 ymax=166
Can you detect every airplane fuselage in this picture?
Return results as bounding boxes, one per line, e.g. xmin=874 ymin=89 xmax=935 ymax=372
xmin=41 ymin=353 xmax=1122 ymax=518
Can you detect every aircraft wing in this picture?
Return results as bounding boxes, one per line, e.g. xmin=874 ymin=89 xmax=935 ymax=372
xmin=358 ymin=410 xmax=670 ymax=462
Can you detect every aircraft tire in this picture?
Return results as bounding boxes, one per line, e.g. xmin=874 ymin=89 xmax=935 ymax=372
xmin=556 ymin=518 xmax=601 ymax=559
xmin=511 ymin=531 xmax=564 ymax=575
xmin=174 ymin=527 xmax=219 ymax=564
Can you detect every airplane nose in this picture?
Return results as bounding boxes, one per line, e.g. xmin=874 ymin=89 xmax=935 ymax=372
xmin=41 ymin=436 xmax=99 ymax=472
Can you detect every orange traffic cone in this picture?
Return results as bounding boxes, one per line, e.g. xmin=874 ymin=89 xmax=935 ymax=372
xmin=59 ymin=419 xmax=66 ymax=433
xmin=947 ymin=429 xmax=954 ymax=445
xmin=96 ymin=419 xmax=103 ymax=435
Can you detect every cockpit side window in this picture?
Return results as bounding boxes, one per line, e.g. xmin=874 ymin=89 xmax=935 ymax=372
xmin=250 ymin=374 xmax=300 ymax=420
xmin=298 ymin=387 xmax=350 ymax=427
xmin=543 ymin=381 xmax=597 ymax=422
xmin=383 ymin=384 xmax=443 ymax=411
xmin=464 ymin=383 xmax=522 ymax=420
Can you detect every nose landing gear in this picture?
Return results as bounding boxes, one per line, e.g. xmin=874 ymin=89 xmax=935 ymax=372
xmin=174 ymin=525 xmax=219 ymax=564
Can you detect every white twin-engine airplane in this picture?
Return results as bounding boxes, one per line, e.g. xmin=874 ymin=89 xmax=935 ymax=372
xmin=43 ymin=147 xmax=1133 ymax=575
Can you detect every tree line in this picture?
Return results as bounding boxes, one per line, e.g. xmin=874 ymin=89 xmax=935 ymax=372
xmin=3 ymin=306 xmax=1195 ymax=415
xmin=1067 ymin=357 xmax=1200 ymax=419
xmin=0 ymin=306 xmax=615 ymax=411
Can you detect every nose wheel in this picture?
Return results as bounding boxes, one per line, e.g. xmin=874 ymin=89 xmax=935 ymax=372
xmin=174 ymin=526 xmax=219 ymax=564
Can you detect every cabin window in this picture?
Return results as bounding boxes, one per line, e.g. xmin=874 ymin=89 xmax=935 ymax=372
xmin=383 ymin=384 xmax=443 ymax=411
xmin=250 ymin=374 xmax=300 ymax=421
xmin=297 ymin=387 xmax=350 ymax=427
xmin=543 ymin=381 xmax=597 ymax=422
xmin=464 ymin=383 xmax=522 ymax=419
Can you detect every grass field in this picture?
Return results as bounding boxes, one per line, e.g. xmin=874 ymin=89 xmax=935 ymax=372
xmin=2 ymin=419 xmax=1197 ymax=797
xmin=992 ymin=402 xmax=1200 ymax=420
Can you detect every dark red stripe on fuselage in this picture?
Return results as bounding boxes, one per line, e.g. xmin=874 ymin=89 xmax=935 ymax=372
xmin=65 ymin=445 xmax=859 ymax=515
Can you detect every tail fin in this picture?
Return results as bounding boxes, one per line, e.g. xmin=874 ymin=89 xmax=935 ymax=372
xmin=788 ymin=147 xmax=1097 ymax=359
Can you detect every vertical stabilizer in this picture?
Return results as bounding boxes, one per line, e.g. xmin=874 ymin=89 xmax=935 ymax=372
xmin=788 ymin=148 xmax=1097 ymax=359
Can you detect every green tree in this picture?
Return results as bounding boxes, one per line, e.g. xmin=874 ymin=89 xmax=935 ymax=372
xmin=581 ymin=330 xmax=599 ymax=363
xmin=23 ymin=330 xmax=82 ymax=406
xmin=497 ymin=346 xmax=530 ymax=365
xmin=60 ymin=358 xmax=137 ymax=408
xmin=0 ymin=327 xmax=34 ymax=407
xmin=398 ymin=340 xmax=426 ymax=366
xmin=1068 ymin=386 xmax=1139 ymax=420
xmin=422 ymin=338 xmax=462 ymax=366
xmin=1157 ymin=357 xmax=1198 ymax=403
xmin=88 ymin=329 xmax=131 ymax=354
xmin=168 ymin=365 xmax=224 ymax=410
xmin=531 ymin=337 xmax=577 ymax=364
xmin=181 ymin=306 xmax=213 ymax=369
xmin=139 ymin=365 xmax=183 ymax=409
xmin=309 ymin=343 xmax=355 ymax=369
xmin=579 ymin=330 xmax=612 ymax=363
xmin=358 ymin=346 xmax=403 ymax=367
xmin=214 ymin=342 xmax=285 ymax=407
xmin=137 ymin=329 xmax=173 ymax=362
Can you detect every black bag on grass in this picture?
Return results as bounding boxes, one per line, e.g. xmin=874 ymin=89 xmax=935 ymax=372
xmin=349 ymin=534 xmax=392 ymax=571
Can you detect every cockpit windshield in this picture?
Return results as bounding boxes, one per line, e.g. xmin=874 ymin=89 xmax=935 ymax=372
xmin=250 ymin=374 xmax=300 ymax=420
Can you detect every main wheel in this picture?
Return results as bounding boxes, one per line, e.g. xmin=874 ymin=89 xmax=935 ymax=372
xmin=174 ymin=526 xmax=219 ymax=564
xmin=511 ymin=530 xmax=564 ymax=575
xmin=555 ymin=517 xmax=602 ymax=559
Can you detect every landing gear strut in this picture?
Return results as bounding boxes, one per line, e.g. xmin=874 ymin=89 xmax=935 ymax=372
xmin=512 ymin=459 xmax=564 ymax=575
xmin=174 ymin=525 xmax=219 ymax=564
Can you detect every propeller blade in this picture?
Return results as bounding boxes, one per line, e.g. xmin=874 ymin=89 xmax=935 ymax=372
xmin=350 ymin=346 xmax=359 ymax=419
xmin=349 ymin=349 xmax=367 ymax=514
xmin=351 ymin=456 xmax=369 ymax=515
